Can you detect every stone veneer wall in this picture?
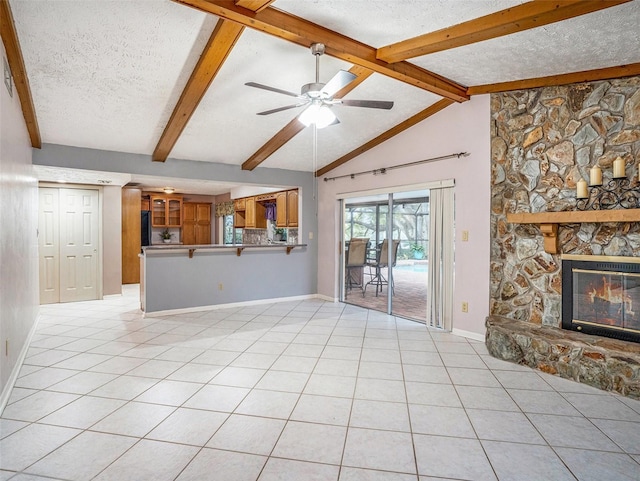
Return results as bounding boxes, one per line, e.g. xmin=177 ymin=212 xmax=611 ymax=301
xmin=490 ymin=76 xmax=640 ymax=326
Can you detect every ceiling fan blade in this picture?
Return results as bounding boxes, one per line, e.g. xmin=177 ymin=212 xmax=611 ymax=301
xmin=322 ymin=70 xmax=357 ymax=97
xmin=245 ymin=82 xmax=303 ymax=99
xmin=256 ymin=102 xmax=308 ymax=116
xmin=339 ymin=99 xmax=394 ymax=110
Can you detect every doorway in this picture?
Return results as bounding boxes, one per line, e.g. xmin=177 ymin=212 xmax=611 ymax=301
xmin=340 ymin=184 xmax=453 ymax=328
xmin=39 ymin=187 xmax=101 ymax=304
xmin=342 ymin=191 xmax=428 ymax=322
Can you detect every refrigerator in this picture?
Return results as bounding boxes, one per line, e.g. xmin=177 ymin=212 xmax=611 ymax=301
xmin=141 ymin=210 xmax=151 ymax=247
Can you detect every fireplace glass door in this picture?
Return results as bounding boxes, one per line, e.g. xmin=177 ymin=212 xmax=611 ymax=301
xmin=572 ymin=269 xmax=640 ymax=333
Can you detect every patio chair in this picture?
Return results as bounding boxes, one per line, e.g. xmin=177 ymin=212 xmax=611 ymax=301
xmin=364 ymin=239 xmax=400 ymax=296
xmin=345 ymin=238 xmax=369 ymax=296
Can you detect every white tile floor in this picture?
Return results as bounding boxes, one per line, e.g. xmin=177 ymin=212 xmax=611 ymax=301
xmin=1 ymin=285 xmax=640 ymax=481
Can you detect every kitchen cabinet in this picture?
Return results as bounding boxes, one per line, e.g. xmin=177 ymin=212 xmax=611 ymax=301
xmin=255 ymin=193 xmax=277 ymax=202
xmin=122 ymin=188 xmax=142 ymax=284
xmin=183 ymin=202 xmax=211 ymax=245
xmin=245 ymin=197 xmax=256 ymax=228
xmin=244 ymin=196 xmax=267 ymax=229
xmin=151 ymin=195 xmax=182 ymax=227
xmin=141 ymin=197 xmax=150 ymax=211
xmin=275 ymin=191 xmax=287 ymax=227
xmin=234 ymin=198 xmax=246 ymax=228
xmin=235 ymin=190 xmax=297 ymax=229
xmin=287 ymin=189 xmax=299 ymax=227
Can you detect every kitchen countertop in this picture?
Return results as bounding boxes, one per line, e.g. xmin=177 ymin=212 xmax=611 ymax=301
xmin=143 ymin=243 xmax=307 ymax=252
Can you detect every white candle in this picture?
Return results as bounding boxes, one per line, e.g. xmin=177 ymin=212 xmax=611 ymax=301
xmin=576 ymin=178 xmax=588 ymax=199
xmin=613 ymin=156 xmax=625 ymax=178
xmin=589 ymin=165 xmax=602 ymax=186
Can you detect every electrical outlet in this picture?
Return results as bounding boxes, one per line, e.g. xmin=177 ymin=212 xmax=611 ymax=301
xmin=462 ymin=230 xmax=469 ymax=242
xmin=308 ymin=231 xmax=314 ymax=240
xmin=461 ymin=302 xmax=469 ymax=313
xmin=218 ymin=283 xmax=223 ymax=291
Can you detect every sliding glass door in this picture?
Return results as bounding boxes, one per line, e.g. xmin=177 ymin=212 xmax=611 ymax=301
xmin=390 ymin=191 xmax=429 ymax=321
xmin=342 ymin=190 xmax=429 ymax=323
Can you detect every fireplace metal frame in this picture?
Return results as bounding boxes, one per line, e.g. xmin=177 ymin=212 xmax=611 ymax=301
xmin=562 ymin=254 xmax=640 ymax=343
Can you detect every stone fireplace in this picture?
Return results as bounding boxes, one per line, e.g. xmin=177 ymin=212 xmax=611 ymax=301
xmin=487 ymin=75 xmax=640 ymax=398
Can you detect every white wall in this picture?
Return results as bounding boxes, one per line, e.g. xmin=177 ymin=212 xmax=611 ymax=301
xmin=102 ymin=185 xmax=121 ymax=295
xmin=318 ymin=95 xmax=491 ymax=337
xmin=34 ymin=144 xmax=319 ymax=294
xmin=0 ymin=44 xmax=39 ymax=399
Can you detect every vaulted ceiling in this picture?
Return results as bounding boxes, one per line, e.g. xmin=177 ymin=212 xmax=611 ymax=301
xmin=4 ymin=0 xmax=640 ymax=192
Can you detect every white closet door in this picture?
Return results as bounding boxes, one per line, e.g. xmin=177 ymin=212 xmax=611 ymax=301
xmin=39 ymin=187 xmax=100 ymax=304
xmin=39 ymin=188 xmax=60 ymax=304
xmin=59 ymin=188 xmax=100 ymax=302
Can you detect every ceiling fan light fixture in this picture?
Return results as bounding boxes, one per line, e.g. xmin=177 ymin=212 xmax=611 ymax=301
xmin=299 ymin=103 xmax=336 ymax=129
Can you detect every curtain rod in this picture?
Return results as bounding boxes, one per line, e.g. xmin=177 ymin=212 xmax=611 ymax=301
xmin=323 ymin=152 xmax=470 ymax=182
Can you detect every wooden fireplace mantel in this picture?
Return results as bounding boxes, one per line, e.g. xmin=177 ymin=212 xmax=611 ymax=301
xmin=506 ymin=209 xmax=640 ymax=254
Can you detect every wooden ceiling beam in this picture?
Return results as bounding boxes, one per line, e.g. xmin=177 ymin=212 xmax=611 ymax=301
xmin=468 ymin=62 xmax=640 ymax=95
xmin=0 ymin=0 xmax=41 ymax=148
xmin=234 ymin=0 xmax=274 ymax=13
xmin=377 ymin=0 xmax=631 ymax=64
xmin=315 ymin=98 xmax=455 ymax=178
xmin=152 ymin=19 xmax=244 ymax=162
xmin=242 ymin=65 xmax=373 ymax=171
xmin=172 ymin=0 xmax=469 ymax=102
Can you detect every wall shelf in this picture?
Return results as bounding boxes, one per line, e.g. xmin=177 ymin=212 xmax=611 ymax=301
xmin=506 ymin=209 xmax=640 ymax=254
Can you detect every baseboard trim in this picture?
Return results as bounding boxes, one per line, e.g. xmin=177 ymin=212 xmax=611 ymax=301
xmin=0 ymin=311 xmax=41 ymax=415
xmin=103 ymin=293 xmax=123 ymax=299
xmin=143 ymin=294 xmax=320 ymax=317
xmin=316 ymin=294 xmax=338 ymax=302
xmin=452 ymin=327 xmax=485 ymax=342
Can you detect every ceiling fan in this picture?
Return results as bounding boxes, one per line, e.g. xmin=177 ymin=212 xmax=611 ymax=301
xmin=245 ymin=43 xmax=394 ymax=129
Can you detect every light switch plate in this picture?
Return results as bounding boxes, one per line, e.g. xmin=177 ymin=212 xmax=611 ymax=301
xmin=3 ymin=56 xmax=12 ymax=97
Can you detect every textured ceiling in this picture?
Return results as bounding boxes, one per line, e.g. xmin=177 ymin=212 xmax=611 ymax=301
xmin=11 ymin=0 xmax=640 ymax=194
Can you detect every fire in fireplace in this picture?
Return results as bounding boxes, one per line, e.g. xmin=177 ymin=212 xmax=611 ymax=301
xmin=562 ymin=255 xmax=640 ymax=343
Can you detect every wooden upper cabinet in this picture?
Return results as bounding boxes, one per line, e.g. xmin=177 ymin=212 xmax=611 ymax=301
xmin=287 ymin=189 xmax=299 ymax=227
xmin=275 ymin=191 xmax=287 ymax=228
xmin=150 ymin=195 xmax=182 ymax=227
xmin=245 ymin=196 xmax=256 ymax=228
xmin=234 ymin=190 xmax=295 ymax=229
xmin=245 ymin=196 xmax=267 ymax=229
xmin=151 ymin=196 xmax=166 ymax=226
xmin=234 ymin=211 xmax=245 ymax=228
xmin=141 ymin=197 xmax=150 ymax=211
xmin=168 ymin=197 xmax=182 ymax=226
xmin=234 ymin=197 xmax=246 ymax=227
xmin=183 ymin=202 xmax=211 ymax=245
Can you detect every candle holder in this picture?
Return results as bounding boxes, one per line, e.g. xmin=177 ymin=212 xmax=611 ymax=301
xmin=576 ymin=177 xmax=640 ymax=211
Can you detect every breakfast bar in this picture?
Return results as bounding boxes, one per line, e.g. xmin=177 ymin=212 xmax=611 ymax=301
xmin=141 ymin=243 xmax=310 ymax=314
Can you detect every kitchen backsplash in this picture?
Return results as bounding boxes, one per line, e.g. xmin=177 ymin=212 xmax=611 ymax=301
xmin=243 ymin=228 xmax=298 ymax=245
